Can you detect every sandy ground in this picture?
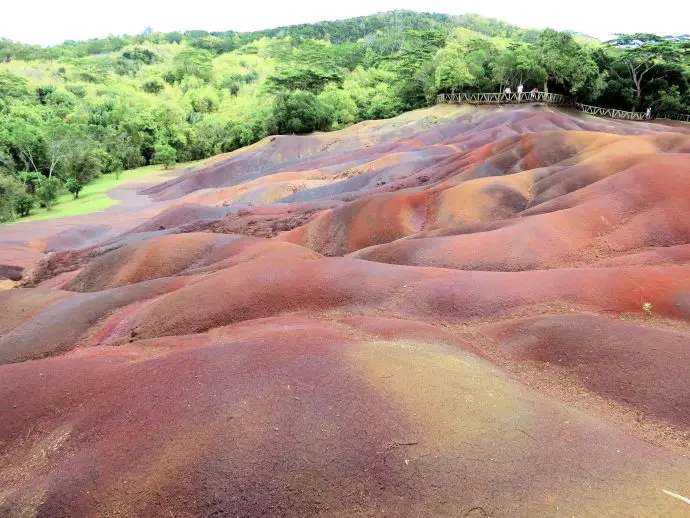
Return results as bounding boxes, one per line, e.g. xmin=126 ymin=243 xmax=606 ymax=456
xmin=1 ymin=105 xmax=690 ymax=517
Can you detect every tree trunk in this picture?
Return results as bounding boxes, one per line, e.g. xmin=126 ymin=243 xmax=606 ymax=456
xmin=543 ymin=79 xmax=548 ymax=94
xmin=632 ymin=84 xmax=642 ymax=112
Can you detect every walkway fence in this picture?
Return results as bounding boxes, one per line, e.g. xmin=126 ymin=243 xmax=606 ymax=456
xmin=659 ymin=112 xmax=690 ymax=122
xmin=436 ymin=92 xmax=569 ymax=105
xmin=574 ymin=103 xmax=648 ymax=121
xmin=437 ymin=92 xmax=690 ymax=123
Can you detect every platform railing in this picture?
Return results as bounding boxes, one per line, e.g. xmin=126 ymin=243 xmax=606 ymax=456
xmin=658 ymin=112 xmax=690 ymax=122
xmin=435 ymin=92 xmax=683 ymax=122
xmin=573 ymin=103 xmax=649 ymax=121
xmin=436 ymin=92 xmax=570 ymax=105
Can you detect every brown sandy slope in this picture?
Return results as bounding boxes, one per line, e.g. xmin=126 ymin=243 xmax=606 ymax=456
xmin=1 ymin=105 xmax=690 ymax=517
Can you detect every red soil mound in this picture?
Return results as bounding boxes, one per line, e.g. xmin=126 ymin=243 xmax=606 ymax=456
xmin=480 ymin=314 xmax=690 ymax=429
xmin=2 ymin=317 xmax=689 ymax=516
xmin=594 ymin=243 xmax=690 ymax=267
xmin=353 ymin=154 xmax=690 ymax=269
xmin=2 ymin=105 xmax=690 ymax=516
xmin=118 ymin=257 xmax=690 ymax=343
xmin=0 ymin=277 xmax=188 ymax=364
xmin=37 ymin=224 xmax=112 ymax=253
xmin=127 ymin=203 xmax=231 ymax=233
xmin=64 ymin=233 xmax=320 ymax=292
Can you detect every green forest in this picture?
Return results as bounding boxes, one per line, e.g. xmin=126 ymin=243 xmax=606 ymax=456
xmin=1 ymin=11 xmax=689 ymax=221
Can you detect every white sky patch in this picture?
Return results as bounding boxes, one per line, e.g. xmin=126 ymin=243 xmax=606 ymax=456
xmin=2 ymin=0 xmax=689 ymax=46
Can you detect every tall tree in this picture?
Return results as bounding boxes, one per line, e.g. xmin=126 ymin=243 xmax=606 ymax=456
xmin=434 ymin=44 xmax=474 ymax=93
xmin=265 ymin=67 xmax=343 ymax=94
xmin=608 ymin=34 xmax=685 ymax=111
xmin=493 ymin=44 xmax=546 ymax=91
xmin=537 ymin=29 xmax=599 ymax=94
xmin=171 ymin=48 xmax=214 ymax=82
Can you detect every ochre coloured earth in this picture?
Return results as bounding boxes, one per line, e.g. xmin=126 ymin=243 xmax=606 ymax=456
xmin=2 ymin=104 xmax=690 ymax=517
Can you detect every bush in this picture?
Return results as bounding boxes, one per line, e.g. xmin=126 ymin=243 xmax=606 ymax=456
xmin=172 ymin=48 xmax=214 ymax=83
xmin=153 ymin=142 xmax=177 ymax=169
xmin=142 ymin=79 xmax=165 ymax=94
xmin=109 ymin=159 xmax=124 ymax=179
xmin=67 ymin=147 xmax=106 ymax=185
xmin=122 ymin=47 xmax=158 ymax=65
xmin=224 ymin=74 xmax=242 ymax=96
xmin=0 ymin=72 xmax=29 ymax=100
xmin=14 ymin=193 xmax=34 ymax=217
xmin=243 ymin=70 xmax=259 ymax=83
xmin=186 ymin=87 xmax=219 ymax=113
xmin=66 ymin=84 xmax=87 ymax=98
xmin=65 ymin=177 xmax=84 ymax=199
xmin=270 ymin=90 xmax=331 ymax=135
xmin=35 ymin=85 xmax=56 ymax=104
xmin=0 ymin=175 xmax=24 ymax=221
xmin=36 ymin=177 xmax=61 ymax=210
xmin=16 ymin=171 xmax=42 ymax=194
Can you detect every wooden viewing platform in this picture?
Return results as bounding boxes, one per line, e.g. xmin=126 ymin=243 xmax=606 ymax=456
xmin=435 ymin=92 xmax=690 ymax=122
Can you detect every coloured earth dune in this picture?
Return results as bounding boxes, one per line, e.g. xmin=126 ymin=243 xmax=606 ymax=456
xmin=1 ymin=104 xmax=690 ymax=517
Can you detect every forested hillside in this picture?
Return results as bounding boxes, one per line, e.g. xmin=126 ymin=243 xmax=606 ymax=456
xmin=1 ymin=11 xmax=689 ymax=220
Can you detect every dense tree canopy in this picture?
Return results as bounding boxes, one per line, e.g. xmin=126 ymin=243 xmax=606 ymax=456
xmin=606 ymin=34 xmax=687 ymax=111
xmin=1 ymin=11 xmax=689 ymax=221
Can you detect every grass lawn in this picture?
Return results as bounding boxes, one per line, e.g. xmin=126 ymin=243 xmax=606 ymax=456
xmin=7 ymin=162 xmax=195 ymax=224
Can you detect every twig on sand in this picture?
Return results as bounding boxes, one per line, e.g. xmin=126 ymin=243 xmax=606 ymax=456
xmin=393 ymin=440 xmax=419 ymax=446
xmin=515 ymin=428 xmax=538 ymax=442
xmin=663 ymin=489 xmax=690 ymax=504
xmin=26 ymin=427 xmax=33 ymax=441
xmin=385 ymin=440 xmax=419 ymax=450
xmin=169 ymin=510 xmax=175 ymax=518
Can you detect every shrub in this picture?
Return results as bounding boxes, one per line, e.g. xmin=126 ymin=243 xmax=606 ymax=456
xmin=122 ymin=47 xmax=158 ymax=65
xmin=36 ymin=177 xmax=61 ymax=210
xmin=142 ymin=79 xmax=165 ymax=94
xmin=270 ymin=90 xmax=331 ymax=135
xmin=109 ymin=159 xmax=124 ymax=179
xmin=153 ymin=142 xmax=177 ymax=169
xmin=0 ymin=175 xmax=24 ymax=221
xmin=35 ymin=85 xmax=56 ymax=104
xmin=14 ymin=193 xmax=34 ymax=217
xmin=66 ymin=84 xmax=87 ymax=98
xmin=65 ymin=177 xmax=84 ymax=199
